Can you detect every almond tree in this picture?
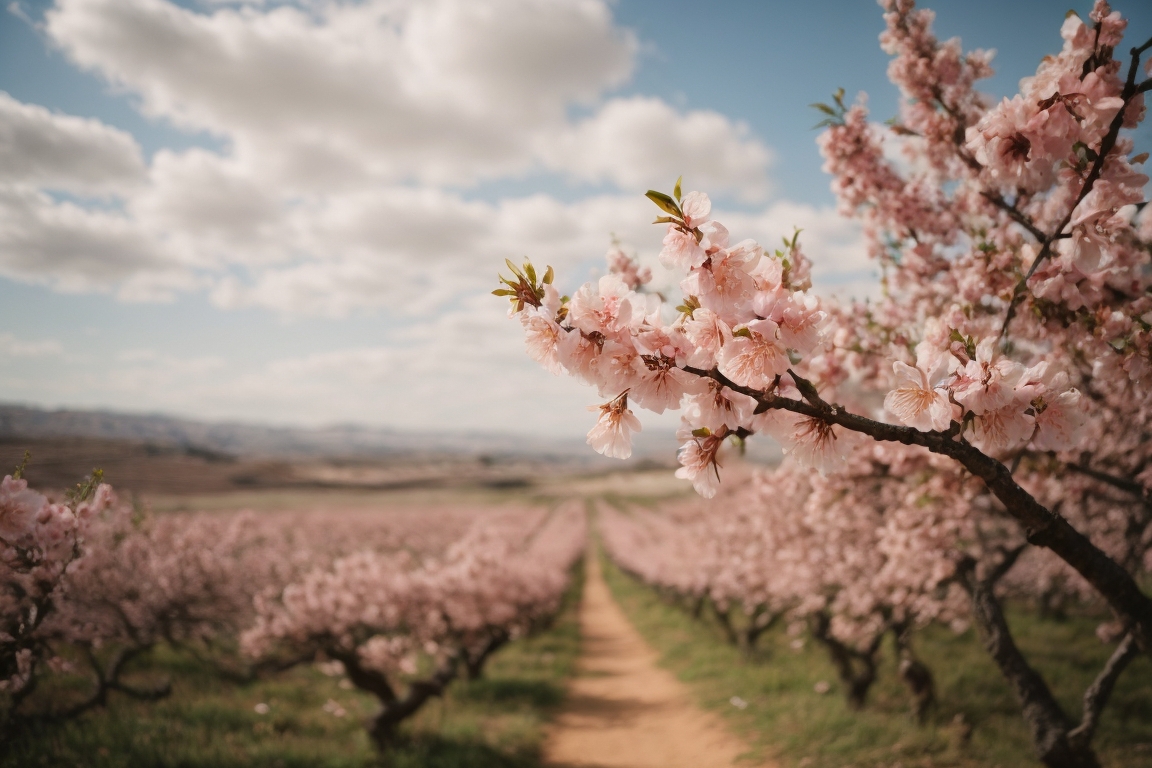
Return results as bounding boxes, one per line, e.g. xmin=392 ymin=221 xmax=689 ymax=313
xmin=500 ymin=2 xmax=1151 ymax=764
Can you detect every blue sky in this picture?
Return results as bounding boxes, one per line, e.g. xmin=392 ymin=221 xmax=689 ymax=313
xmin=0 ymin=0 xmax=1148 ymax=436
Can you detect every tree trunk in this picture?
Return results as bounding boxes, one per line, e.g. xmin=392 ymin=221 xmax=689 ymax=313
xmin=713 ymin=604 xmax=739 ymax=646
xmin=892 ymin=622 xmax=935 ymax=724
xmin=367 ymin=659 xmax=459 ymax=752
xmin=959 ymin=562 xmax=1101 ymax=768
xmin=808 ymin=612 xmax=883 ymax=710
xmin=464 ymin=632 xmax=509 ymax=681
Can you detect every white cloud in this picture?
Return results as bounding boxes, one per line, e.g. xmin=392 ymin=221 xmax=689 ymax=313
xmin=542 ymin=97 xmax=773 ymax=202
xmin=0 ymin=90 xmax=145 ymax=195
xmin=0 ymin=0 xmax=787 ymax=314
xmin=0 ymin=0 xmax=877 ymax=437
xmin=44 ymin=0 xmax=637 ymax=188
xmin=0 ymin=187 xmax=187 ymax=296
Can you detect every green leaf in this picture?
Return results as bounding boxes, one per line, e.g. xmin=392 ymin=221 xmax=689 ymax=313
xmin=492 ymin=288 xmax=515 ymax=296
xmin=673 ymin=175 xmax=683 ymax=202
xmin=524 ymin=261 xmax=537 ymax=284
xmin=652 ymin=216 xmax=678 ymax=225
xmin=504 ymin=258 xmax=525 ymax=279
xmin=732 ymin=327 xmax=752 ymax=339
xmin=810 ymin=102 xmax=837 ymax=116
xmin=645 ymin=190 xmax=683 ymax=218
xmin=691 ymin=427 xmax=712 ymax=438
xmin=542 ymin=265 xmax=554 ymax=285
xmin=12 ymin=449 xmax=30 ymax=480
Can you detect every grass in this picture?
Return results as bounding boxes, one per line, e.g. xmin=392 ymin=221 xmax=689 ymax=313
xmin=2 ymin=566 xmax=583 ymax=768
xmin=600 ymin=554 xmax=1152 ymax=768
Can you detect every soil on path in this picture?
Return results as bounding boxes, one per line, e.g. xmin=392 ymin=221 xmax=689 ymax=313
xmin=544 ymin=552 xmax=770 ymax=768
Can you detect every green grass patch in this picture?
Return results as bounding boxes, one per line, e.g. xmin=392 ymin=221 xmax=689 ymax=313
xmin=600 ymin=555 xmax=1152 ymax=768
xmin=3 ymin=567 xmax=583 ymax=768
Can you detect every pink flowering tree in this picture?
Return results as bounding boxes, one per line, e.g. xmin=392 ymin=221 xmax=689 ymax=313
xmin=242 ymin=505 xmax=585 ymax=751
xmin=500 ymin=2 xmax=1151 ymax=765
xmin=0 ymin=464 xmax=114 ymax=727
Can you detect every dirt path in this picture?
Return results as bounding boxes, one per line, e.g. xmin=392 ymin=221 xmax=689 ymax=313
xmin=544 ymin=552 xmax=769 ymax=768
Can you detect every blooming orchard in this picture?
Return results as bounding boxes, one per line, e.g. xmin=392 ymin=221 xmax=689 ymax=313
xmin=1 ymin=468 xmax=585 ymax=751
xmin=502 ymin=2 xmax=1152 ymax=766
xmin=243 ymin=503 xmax=585 ymax=749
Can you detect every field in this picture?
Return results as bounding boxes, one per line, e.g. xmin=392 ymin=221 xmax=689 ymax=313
xmin=601 ymin=553 xmax=1152 ymax=768
xmin=4 ymin=454 xmax=1151 ymax=768
xmin=5 ymin=578 xmax=582 ymax=768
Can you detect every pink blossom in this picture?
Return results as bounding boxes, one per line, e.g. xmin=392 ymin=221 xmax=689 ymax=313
xmin=760 ymin=412 xmax=861 ymax=475
xmin=520 ymin=311 xmax=563 ymax=375
xmin=682 ymin=380 xmax=758 ymax=434
xmin=884 ymin=361 xmax=953 ymax=431
xmin=586 ymin=393 xmax=642 ymax=459
xmin=717 ymin=326 xmax=790 ymax=390
xmin=681 ymin=308 xmax=732 ymax=368
xmin=1032 ymin=389 xmax=1087 ymax=451
xmin=972 ymin=405 xmax=1035 ymax=452
xmin=680 ymin=191 xmax=712 ymax=229
xmin=675 ymin=428 xmax=725 ymax=498
xmin=659 ymin=226 xmax=706 ymax=271
xmin=949 ymin=340 xmax=1024 ymax=416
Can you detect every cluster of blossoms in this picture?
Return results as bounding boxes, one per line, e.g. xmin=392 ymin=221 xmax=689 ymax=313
xmin=502 ymin=182 xmax=836 ymax=495
xmin=241 ymin=503 xmax=585 ymax=750
xmin=1 ymin=471 xmax=113 ymax=706
xmin=600 ymin=444 xmax=982 ymax=716
xmin=504 ymin=2 xmax=1151 ymax=764
xmin=1 ymin=470 xmax=584 ymax=747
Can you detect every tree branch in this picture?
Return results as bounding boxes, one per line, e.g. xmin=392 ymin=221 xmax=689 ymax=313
xmin=1065 ymin=462 xmax=1152 ymax=506
xmin=681 ymin=364 xmax=1152 ymax=652
xmin=1068 ymin=632 xmax=1139 ymax=750
xmin=1001 ymin=35 xmax=1152 ymax=336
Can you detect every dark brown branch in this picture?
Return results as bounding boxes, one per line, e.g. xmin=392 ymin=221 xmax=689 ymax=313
xmin=367 ymin=656 xmax=459 ymax=751
xmin=326 ymin=648 xmax=398 ymax=704
xmin=957 ymin=558 xmax=1099 ymax=767
xmin=981 ymin=190 xmax=1048 ymax=241
xmin=36 ymin=644 xmax=169 ymax=723
xmin=1068 ymin=633 xmax=1140 ymax=749
xmin=1066 ymin=462 xmax=1152 ymax=506
xmin=1001 ymin=35 xmax=1152 ymax=336
xmin=463 ymin=631 xmax=510 ymax=680
xmin=681 ymin=364 xmax=1152 ymax=653
xmin=808 ymin=611 xmax=885 ymax=709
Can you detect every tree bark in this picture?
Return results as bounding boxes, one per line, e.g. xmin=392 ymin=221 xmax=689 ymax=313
xmin=683 ymin=364 xmax=1152 ymax=655
xmin=367 ymin=659 xmax=459 ymax=752
xmin=958 ymin=561 xmax=1101 ymax=768
xmin=892 ymin=622 xmax=935 ymax=724
xmin=463 ymin=632 xmax=509 ymax=681
xmin=808 ymin=612 xmax=883 ymax=710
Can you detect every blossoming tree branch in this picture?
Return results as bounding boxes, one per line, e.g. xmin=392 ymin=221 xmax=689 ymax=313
xmin=499 ymin=2 xmax=1152 ymax=765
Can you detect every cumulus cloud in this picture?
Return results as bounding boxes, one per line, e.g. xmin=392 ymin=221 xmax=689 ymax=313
xmin=0 ymin=0 xmax=790 ymax=311
xmin=44 ymin=0 xmax=637 ymax=187
xmin=0 ymin=0 xmax=875 ymax=435
xmin=0 ymin=91 xmax=145 ymax=194
xmin=0 ymin=187 xmax=184 ymax=296
xmin=542 ymin=97 xmax=773 ymax=202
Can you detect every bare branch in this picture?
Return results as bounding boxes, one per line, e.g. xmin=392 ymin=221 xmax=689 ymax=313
xmin=1068 ymin=633 xmax=1140 ymax=750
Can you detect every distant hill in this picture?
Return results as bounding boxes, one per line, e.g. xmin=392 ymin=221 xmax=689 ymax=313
xmin=0 ymin=403 xmax=782 ymax=494
xmin=0 ymin=403 xmax=688 ymax=464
